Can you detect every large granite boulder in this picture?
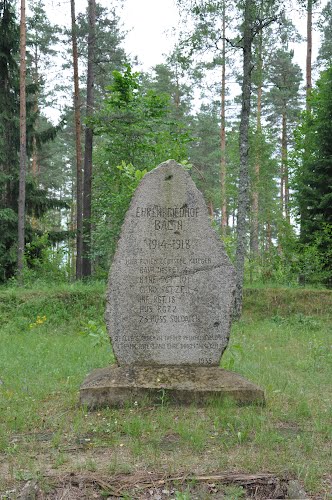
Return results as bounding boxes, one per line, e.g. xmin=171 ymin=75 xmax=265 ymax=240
xmin=105 ymin=159 xmax=236 ymax=367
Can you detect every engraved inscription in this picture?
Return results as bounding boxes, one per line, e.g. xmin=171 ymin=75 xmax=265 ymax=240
xmin=122 ymin=207 xmax=214 ymax=341
xmin=135 ymin=206 xmax=199 ymax=219
xmin=155 ymin=220 xmax=183 ymax=231
xmin=144 ymin=239 xmax=191 ymax=250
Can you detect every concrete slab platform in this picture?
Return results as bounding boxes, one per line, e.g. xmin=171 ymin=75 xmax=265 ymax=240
xmin=80 ymin=366 xmax=265 ymax=408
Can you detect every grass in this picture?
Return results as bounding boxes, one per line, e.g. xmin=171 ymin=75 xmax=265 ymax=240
xmin=0 ymin=283 xmax=331 ymax=498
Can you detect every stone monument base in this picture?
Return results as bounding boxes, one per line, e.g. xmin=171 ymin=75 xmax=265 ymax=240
xmin=80 ymin=366 xmax=265 ymax=408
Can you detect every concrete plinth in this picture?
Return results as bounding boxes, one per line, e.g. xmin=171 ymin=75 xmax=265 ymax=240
xmin=80 ymin=366 xmax=265 ymax=408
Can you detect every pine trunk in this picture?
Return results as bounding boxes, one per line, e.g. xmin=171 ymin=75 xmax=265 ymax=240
xmin=266 ymin=219 xmax=272 ymax=250
xmin=233 ymin=0 xmax=253 ymax=319
xmin=82 ymin=0 xmax=96 ymax=278
xmin=251 ymin=31 xmax=263 ymax=257
xmin=306 ymin=0 xmax=312 ymax=112
xmin=70 ymin=178 xmax=76 ymax=278
xmin=220 ymin=3 xmax=227 ymax=237
xmin=281 ymin=111 xmax=287 ymax=219
xmin=71 ymin=0 xmax=83 ymax=280
xmin=175 ymin=68 xmax=180 ymax=115
xmin=31 ymin=45 xmax=39 ymax=178
xmin=17 ymin=0 xmax=27 ymax=284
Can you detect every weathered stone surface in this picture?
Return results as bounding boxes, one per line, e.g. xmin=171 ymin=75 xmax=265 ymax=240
xmin=80 ymin=366 xmax=265 ymax=408
xmin=105 ymin=160 xmax=236 ymax=367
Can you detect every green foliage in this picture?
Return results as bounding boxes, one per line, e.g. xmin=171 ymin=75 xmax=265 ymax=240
xmin=0 ymin=0 xmax=20 ymax=187
xmin=223 ymin=485 xmax=245 ymax=499
xmin=248 ymin=126 xmax=281 ymax=246
xmin=0 ymin=1 xmax=23 ymax=281
xmin=175 ymin=490 xmax=191 ymax=500
xmin=318 ymin=0 xmax=332 ymax=68
xmin=0 ymin=0 xmax=330 ymax=292
xmin=92 ymin=160 xmax=147 ymax=273
xmin=0 ymin=175 xmax=70 ymax=283
xmin=264 ymin=47 xmax=302 ymax=144
xmin=148 ymin=55 xmax=194 ymax=118
xmin=297 ymin=224 xmax=332 ymax=285
xmin=34 ymin=109 xmax=76 ymax=193
xmin=294 ymin=66 xmax=332 ymax=284
xmin=26 ymin=0 xmax=60 ymax=104
xmin=91 ymin=65 xmax=191 ymax=272
xmin=189 ymin=103 xmax=225 ymax=210
xmin=222 ymin=343 xmax=244 ymax=370
xmin=93 ymin=65 xmax=191 ymax=165
xmin=80 ymin=319 xmax=109 ymax=348
xmin=23 ymin=236 xmax=69 ymax=284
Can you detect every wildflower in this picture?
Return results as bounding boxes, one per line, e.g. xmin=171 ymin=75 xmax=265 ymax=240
xmin=29 ymin=315 xmax=47 ymax=329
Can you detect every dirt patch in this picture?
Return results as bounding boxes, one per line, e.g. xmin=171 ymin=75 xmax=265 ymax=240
xmin=1 ymin=471 xmax=291 ymax=499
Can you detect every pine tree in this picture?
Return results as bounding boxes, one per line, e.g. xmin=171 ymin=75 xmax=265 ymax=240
xmin=0 ymin=0 xmax=69 ymax=282
xmin=189 ymin=102 xmax=224 ymax=213
xmin=296 ymin=0 xmax=319 ymax=109
xmin=61 ymin=0 xmax=128 ymax=277
xmin=306 ymin=0 xmax=313 ymax=111
xmin=220 ymin=1 xmax=227 ymax=235
xmin=176 ymin=0 xmax=234 ymax=227
xmin=0 ymin=0 xmax=20 ymax=280
xmin=73 ymin=2 xmax=127 ymax=102
xmin=17 ymin=0 xmax=27 ymax=283
xmin=265 ymin=49 xmax=302 ymax=223
xmin=82 ymin=0 xmax=96 ymax=278
xmin=26 ymin=0 xmax=60 ymax=178
xmin=70 ymin=0 xmax=83 ymax=279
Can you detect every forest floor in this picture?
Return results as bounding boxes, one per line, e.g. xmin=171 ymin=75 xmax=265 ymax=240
xmin=0 ymin=283 xmax=331 ymax=499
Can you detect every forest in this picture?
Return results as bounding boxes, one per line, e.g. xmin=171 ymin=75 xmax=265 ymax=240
xmin=1 ymin=0 xmax=332 ymax=303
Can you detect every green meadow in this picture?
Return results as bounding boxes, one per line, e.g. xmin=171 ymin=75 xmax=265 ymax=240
xmin=0 ymin=284 xmax=331 ymax=498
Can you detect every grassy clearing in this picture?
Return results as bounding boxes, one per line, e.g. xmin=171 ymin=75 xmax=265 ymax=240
xmin=0 ymin=284 xmax=331 ymax=498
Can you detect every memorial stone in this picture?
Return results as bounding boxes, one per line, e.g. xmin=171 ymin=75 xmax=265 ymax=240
xmin=80 ymin=160 xmax=265 ymax=407
xmin=106 ymin=159 xmax=235 ymax=366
